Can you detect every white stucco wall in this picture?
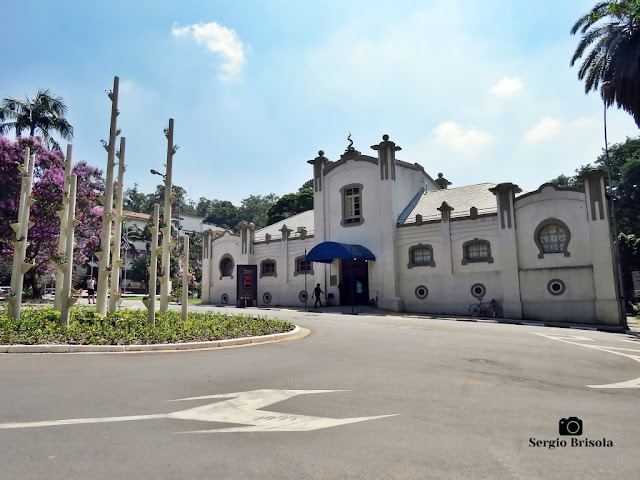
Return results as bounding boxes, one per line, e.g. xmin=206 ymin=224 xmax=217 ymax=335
xmin=397 ymin=215 xmax=504 ymax=315
xmin=514 ymin=186 xmax=619 ymax=324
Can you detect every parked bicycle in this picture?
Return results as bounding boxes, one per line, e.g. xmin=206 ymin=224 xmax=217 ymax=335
xmin=468 ymin=298 xmax=503 ymax=318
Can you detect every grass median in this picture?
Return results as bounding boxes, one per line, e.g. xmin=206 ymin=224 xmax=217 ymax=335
xmin=0 ymin=306 xmax=295 ymax=346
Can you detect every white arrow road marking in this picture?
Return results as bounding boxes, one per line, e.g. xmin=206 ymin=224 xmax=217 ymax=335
xmin=0 ymin=389 xmax=398 ymax=432
xmin=534 ymin=333 xmax=640 ymax=388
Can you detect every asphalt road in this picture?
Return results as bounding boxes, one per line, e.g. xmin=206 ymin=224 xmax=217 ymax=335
xmin=0 ymin=306 xmax=639 ymax=479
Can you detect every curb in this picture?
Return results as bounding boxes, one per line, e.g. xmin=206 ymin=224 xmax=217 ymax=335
xmin=0 ymin=325 xmax=302 ymax=354
xmin=403 ymin=315 xmax=631 ymax=334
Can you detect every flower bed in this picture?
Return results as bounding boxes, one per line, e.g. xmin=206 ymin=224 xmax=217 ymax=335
xmin=0 ymin=306 xmax=294 ymax=346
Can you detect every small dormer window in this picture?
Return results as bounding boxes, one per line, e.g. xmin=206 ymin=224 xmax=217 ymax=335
xmin=341 ymin=184 xmax=364 ymax=227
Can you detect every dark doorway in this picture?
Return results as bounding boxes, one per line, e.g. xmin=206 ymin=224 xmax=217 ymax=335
xmin=339 ymin=259 xmax=369 ymax=306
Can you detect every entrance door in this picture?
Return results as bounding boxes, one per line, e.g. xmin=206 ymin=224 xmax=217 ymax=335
xmin=339 ymin=259 xmax=369 ymax=306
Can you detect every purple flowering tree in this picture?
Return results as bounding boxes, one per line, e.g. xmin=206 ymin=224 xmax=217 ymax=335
xmin=0 ymin=136 xmax=103 ymax=296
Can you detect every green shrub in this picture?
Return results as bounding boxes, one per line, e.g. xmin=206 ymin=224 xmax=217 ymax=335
xmin=0 ymin=305 xmax=294 ymax=346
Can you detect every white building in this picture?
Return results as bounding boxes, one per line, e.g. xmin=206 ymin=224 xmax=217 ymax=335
xmin=113 ymin=211 xmax=218 ymax=292
xmin=202 ymin=135 xmax=623 ymax=327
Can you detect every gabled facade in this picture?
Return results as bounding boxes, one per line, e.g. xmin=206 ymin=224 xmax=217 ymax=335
xmin=202 ymin=135 xmax=622 ymax=326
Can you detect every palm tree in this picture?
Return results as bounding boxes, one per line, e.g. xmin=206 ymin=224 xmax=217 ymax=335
xmin=570 ymin=1 xmax=640 ymax=127
xmin=0 ymin=89 xmax=74 ymax=149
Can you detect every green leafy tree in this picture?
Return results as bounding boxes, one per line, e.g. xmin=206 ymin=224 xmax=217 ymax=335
xmin=123 ymin=183 xmax=149 ymax=213
xmin=130 ymin=255 xmax=152 ymax=292
xmin=550 ymin=136 xmax=640 ymax=298
xmin=267 ymin=187 xmax=313 ymax=225
xmin=204 ymin=200 xmax=241 ymax=230
xmin=0 ymin=89 xmax=74 ymax=150
xmin=239 ymin=193 xmax=279 ymax=228
xmin=570 ymin=1 xmax=640 ymax=126
xmin=547 ymin=173 xmax=583 ymax=189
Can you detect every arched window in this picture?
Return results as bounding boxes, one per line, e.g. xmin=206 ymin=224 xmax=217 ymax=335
xmin=260 ymin=259 xmax=277 ymax=278
xmin=534 ymin=219 xmax=571 ymax=258
xmin=462 ymin=239 xmax=493 ymax=265
xmin=408 ymin=244 xmax=435 ymax=268
xmin=219 ymin=254 xmax=234 ymax=278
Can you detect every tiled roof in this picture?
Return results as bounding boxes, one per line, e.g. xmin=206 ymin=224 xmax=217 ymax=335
xmin=123 ymin=210 xmax=151 ymax=220
xmin=255 ymin=210 xmax=314 ymax=241
xmin=398 ymin=183 xmax=500 ymax=224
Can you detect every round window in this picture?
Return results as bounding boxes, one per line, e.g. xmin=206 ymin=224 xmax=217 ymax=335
xmin=263 ymin=292 xmax=272 ymax=304
xmin=298 ymin=290 xmax=308 ymax=302
xmin=547 ymin=279 xmax=566 ymax=296
xmin=221 ymin=293 xmax=229 ymax=304
xmin=470 ymin=283 xmax=486 ymax=299
xmin=415 ymin=285 xmax=429 ymax=300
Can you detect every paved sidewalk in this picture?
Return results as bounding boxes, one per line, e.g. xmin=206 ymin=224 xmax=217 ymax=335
xmin=11 ymin=297 xmax=640 ymax=335
xmin=626 ymin=315 xmax=640 ymax=333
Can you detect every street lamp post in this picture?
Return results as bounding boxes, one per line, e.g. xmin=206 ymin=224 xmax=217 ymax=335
xmin=602 ymin=81 xmax=628 ymax=327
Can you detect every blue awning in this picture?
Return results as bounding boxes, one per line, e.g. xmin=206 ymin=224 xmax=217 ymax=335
xmin=305 ymin=242 xmax=376 ymax=263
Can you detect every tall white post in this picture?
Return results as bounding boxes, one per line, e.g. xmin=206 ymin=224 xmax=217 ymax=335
xmin=8 ymin=149 xmax=35 ymax=320
xmin=60 ymin=174 xmax=79 ymax=326
xmin=54 ymin=144 xmax=73 ymax=311
xmin=96 ymin=76 xmax=120 ymax=315
xmin=160 ymin=118 xmax=176 ymax=313
xmin=109 ymin=137 xmax=126 ymax=313
xmin=181 ymin=235 xmax=189 ymax=321
xmin=148 ymin=204 xmax=160 ymax=325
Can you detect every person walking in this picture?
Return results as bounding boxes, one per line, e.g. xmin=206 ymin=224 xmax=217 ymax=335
xmin=86 ymin=276 xmax=96 ymax=304
xmin=313 ymin=283 xmax=324 ymax=308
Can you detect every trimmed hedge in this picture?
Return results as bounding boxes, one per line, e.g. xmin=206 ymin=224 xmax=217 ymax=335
xmin=0 ymin=306 xmax=295 ymax=346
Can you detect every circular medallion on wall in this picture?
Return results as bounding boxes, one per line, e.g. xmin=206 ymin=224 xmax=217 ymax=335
xmin=221 ymin=293 xmax=229 ymax=304
xmin=547 ymin=279 xmax=566 ymax=296
xmin=263 ymin=292 xmax=272 ymax=304
xmin=415 ymin=285 xmax=429 ymax=300
xmin=298 ymin=290 xmax=308 ymax=303
xmin=470 ymin=283 xmax=486 ymax=299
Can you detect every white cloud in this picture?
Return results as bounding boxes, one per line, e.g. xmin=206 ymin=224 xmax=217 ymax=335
xmin=491 ymin=77 xmax=523 ymax=97
xmin=433 ymin=121 xmax=492 ymax=152
xmin=523 ymin=117 xmax=561 ymax=143
xmin=172 ymin=22 xmax=246 ymax=81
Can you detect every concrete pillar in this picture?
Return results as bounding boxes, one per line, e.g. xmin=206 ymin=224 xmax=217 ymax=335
xmin=307 ymin=151 xmax=330 ymax=242
xmin=147 ymin=204 xmax=160 ymax=325
xmin=109 ymin=137 xmax=126 ymax=313
xmin=160 ymin=119 xmax=176 ymax=313
xmin=489 ymin=183 xmax=523 ymax=318
xmin=579 ymin=169 xmax=622 ymax=325
xmin=181 ymin=234 xmax=189 ymax=321
xmin=60 ymin=175 xmax=79 ymax=326
xmin=54 ymin=145 xmax=73 ymax=311
xmin=8 ymin=149 xmax=35 ymax=320
xmin=96 ymin=76 xmax=120 ymax=315
xmin=371 ymin=135 xmax=402 ymax=311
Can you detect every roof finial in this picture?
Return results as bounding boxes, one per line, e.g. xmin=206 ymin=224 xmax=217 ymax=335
xmin=345 ymin=132 xmax=355 ymax=153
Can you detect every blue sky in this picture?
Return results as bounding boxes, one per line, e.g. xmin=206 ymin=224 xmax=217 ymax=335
xmin=2 ymin=0 xmax=639 ymax=206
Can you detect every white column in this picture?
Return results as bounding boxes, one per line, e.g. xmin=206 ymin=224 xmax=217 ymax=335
xmin=109 ymin=137 xmax=126 ymax=313
xmin=181 ymin=234 xmax=189 ymax=321
xmin=96 ymin=76 xmax=120 ymax=315
xmin=54 ymin=144 xmax=73 ymax=311
xmin=60 ymin=175 xmax=79 ymax=325
xmin=160 ymin=118 xmax=175 ymax=313
xmin=8 ymin=150 xmax=35 ymax=320
xmin=147 ymin=204 xmax=160 ymax=325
